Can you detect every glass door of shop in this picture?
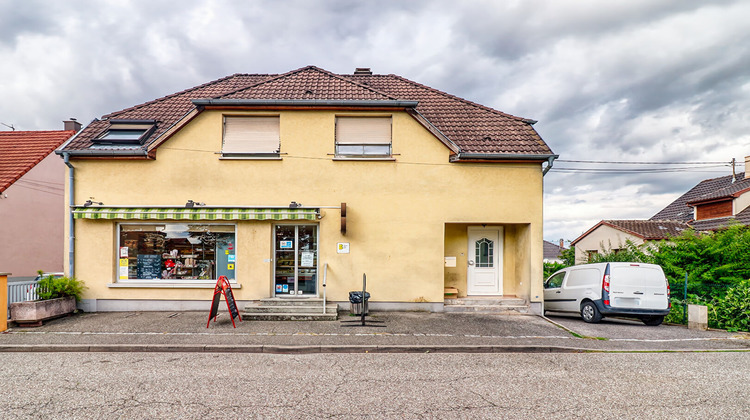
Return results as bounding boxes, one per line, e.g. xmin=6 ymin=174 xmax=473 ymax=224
xmin=274 ymin=225 xmax=318 ymax=296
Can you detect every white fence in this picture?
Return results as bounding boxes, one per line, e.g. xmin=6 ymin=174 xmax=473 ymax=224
xmin=6 ymin=280 xmax=43 ymax=318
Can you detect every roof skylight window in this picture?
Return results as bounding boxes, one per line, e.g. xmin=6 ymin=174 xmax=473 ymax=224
xmin=94 ymin=120 xmax=155 ymax=145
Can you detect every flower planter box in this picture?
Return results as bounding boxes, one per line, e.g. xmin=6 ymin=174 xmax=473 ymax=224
xmin=10 ymin=296 xmax=76 ymax=327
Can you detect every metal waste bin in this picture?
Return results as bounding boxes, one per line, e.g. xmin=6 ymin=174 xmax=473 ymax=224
xmin=349 ymin=291 xmax=370 ymax=315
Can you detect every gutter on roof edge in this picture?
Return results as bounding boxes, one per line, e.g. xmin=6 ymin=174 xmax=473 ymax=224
xmin=452 ymin=153 xmax=558 ymax=171
xmin=58 ymin=149 xmax=150 ymax=157
xmin=191 ymin=99 xmax=419 ymax=108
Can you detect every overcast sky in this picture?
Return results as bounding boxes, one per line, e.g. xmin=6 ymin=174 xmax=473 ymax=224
xmin=2 ymin=0 xmax=749 ymax=243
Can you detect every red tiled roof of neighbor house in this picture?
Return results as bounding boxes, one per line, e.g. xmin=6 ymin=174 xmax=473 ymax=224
xmin=650 ymin=173 xmax=746 ymax=222
xmin=0 ymin=130 xmax=76 ymax=193
xmin=61 ymin=66 xmax=554 ymax=158
xmin=571 ymin=219 xmax=689 ymax=245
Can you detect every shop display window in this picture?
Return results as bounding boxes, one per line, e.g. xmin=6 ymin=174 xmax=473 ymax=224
xmin=118 ymin=224 xmax=236 ymax=281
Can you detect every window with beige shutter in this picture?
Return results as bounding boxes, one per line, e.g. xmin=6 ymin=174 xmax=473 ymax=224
xmin=335 ymin=117 xmax=392 ymax=157
xmin=222 ymin=116 xmax=280 ymax=157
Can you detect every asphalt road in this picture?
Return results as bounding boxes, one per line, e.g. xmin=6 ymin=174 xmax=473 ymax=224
xmin=1 ymin=352 xmax=747 ymax=419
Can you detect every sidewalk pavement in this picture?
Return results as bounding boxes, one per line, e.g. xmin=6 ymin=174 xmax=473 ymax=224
xmin=1 ymin=311 xmax=748 ymax=353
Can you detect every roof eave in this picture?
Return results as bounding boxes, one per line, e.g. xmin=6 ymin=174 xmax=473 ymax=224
xmin=450 ymin=153 xmax=558 ymax=163
xmin=191 ymin=99 xmax=419 ymax=108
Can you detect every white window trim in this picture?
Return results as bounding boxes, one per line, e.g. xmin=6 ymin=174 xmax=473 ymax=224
xmin=115 ymin=222 xmax=238 ymax=284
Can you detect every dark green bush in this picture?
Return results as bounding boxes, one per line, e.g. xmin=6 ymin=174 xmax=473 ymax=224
xmin=37 ymin=273 xmax=86 ymax=302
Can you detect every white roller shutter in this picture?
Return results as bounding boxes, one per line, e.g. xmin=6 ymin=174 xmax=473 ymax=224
xmin=222 ymin=116 xmax=280 ymax=155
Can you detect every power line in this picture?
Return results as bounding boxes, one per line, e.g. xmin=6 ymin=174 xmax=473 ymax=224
xmin=556 ymin=159 xmax=734 ymax=165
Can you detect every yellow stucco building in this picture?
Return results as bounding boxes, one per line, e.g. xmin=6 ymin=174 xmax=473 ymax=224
xmin=57 ymin=66 xmax=556 ymax=315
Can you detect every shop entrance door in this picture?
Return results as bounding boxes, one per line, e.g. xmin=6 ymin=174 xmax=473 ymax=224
xmin=274 ymin=225 xmax=318 ymax=296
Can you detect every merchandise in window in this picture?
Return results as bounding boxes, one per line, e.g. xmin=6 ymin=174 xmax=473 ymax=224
xmin=118 ymin=224 xmax=236 ymax=281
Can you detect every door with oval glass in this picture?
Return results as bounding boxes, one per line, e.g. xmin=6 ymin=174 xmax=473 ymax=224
xmin=467 ymin=227 xmax=503 ymax=295
xmin=274 ymin=225 xmax=318 ymax=296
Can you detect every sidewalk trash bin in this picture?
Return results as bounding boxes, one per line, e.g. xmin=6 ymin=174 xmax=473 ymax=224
xmin=349 ymin=291 xmax=370 ymax=315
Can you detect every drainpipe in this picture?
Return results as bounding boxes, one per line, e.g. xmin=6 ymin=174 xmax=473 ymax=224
xmin=63 ymin=153 xmax=75 ymax=277
xmin=542 ymin=155 xmax=556 ymax=176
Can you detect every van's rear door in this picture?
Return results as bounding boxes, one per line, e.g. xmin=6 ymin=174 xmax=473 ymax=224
xmin=609 ymin=264 xmax=668 ymax=310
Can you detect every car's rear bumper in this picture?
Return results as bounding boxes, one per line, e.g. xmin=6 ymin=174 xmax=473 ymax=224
xmin=595 ymin=300 xmax=670 ymax=317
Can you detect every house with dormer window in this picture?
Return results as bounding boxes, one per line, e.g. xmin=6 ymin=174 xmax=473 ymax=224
xmin=57 ymin=66 xmax=556 ymax=315
xmin=572 ymin=159 xmax=750 ymax=264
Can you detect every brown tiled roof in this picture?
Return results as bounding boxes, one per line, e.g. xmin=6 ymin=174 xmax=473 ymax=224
xmin=571 ymin=219 xmax=689 ymax=245
xmin=690 ymin=206 xmax=750 ymax=231
xmin=0 ymin=130 xmax=75 ymax=192
xmin=543 ymin=240 xmax=565 ymax=260
xmin=686 ymin=176 xmax=750 ymax=204
xmin=650 ymin=173 xmax=745 ymax=222
xmin=65 ymin=74 xmax=273 ymax=151
xmin=61 ymin=66 xmax=553 ymax=157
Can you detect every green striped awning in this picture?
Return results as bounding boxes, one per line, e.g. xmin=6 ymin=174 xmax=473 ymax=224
xmin=72 ymin=207 xmax=319 ymax=221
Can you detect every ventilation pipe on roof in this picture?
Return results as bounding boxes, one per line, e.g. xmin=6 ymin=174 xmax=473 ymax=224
xmin=542 ymin=155 xmax=556 ymax=176
xmin=63 ymin=153 xmax=75 ymax=278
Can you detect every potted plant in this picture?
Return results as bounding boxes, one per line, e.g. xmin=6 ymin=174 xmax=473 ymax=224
xmin=9 ymin=271 xmax=86 ymax=327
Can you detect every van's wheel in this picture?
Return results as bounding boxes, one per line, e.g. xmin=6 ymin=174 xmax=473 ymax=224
xmin=641 ymin=316 xmax=664 ymax=326
xmin=581 ymin=302 xmax=602 ymax=323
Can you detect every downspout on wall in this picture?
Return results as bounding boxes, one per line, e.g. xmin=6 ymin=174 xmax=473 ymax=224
xmin=542 ymin=155 xmax=556 ymax=176
xmin=63 ymin=153 xmax=74 ymax=277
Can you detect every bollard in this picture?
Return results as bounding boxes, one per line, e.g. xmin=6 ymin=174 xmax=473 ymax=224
xmin=0 ymin=273 xmax=9 ymax=332
xmin=687 ymin=304 xmax=708 ymax=330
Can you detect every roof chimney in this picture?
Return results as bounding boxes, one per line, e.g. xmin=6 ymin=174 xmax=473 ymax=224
xmin=746 ymin=155 xmax=750 ymax=180
xmin=354 ymin=68 xmax=372 ymax=75
xmin=64 ymin=118 xmax=81 ymax=132
xmin=559 ymin=239 xmax=564 ymax=249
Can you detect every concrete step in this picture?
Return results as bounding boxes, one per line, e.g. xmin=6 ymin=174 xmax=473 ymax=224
xmin=444 ymin=305 xmax=529 ymax=314
xmin=257 ymin=298 xmax=326 ymax=307
xmin=243 ymin=303 xmax=339 ymax=314
xmin=445 ymin=298 xmax=526 ymax=306
xmin=241 ymin=312 xmax=339 ymax=321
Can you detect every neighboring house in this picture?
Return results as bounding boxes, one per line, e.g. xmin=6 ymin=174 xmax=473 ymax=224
xmin=570 ymin=220 xmax=687 ymax=263
xmin=572 ymin=158 xmax=750 ymax=264
xmin=0 ymin=123 xmax=79 ymax=280
xmin=543 ymin=240 xmax=565 ymax=264
xmin=57 ymin=66 xmax=556 ymax=314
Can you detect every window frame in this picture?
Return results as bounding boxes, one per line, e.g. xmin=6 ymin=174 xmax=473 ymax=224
xmin=111 ymin=222 xmax=240 ymax=288
xmin=334 ymin=116 xmax=393 ymax=159
xmin=94 ymin=121 xmax=155 ymax=145
xmin=221 ymin=115 xmax=281 ymax=159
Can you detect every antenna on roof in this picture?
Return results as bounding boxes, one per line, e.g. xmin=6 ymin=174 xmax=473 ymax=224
xmin=1 ymin=122 xmax=15 ymax=131
xmin=731 ymin=158 xmax=736 ymax=183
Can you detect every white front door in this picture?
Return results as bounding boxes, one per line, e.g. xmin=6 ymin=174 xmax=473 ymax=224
xmin=467 ymin=227 xmax=503 ymax=295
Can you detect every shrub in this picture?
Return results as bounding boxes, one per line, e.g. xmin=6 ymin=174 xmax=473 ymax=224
xmin=37 ymin=273 xmax=86 ymax=302
xmin=709 ymin=280 xmax=750 ymax=332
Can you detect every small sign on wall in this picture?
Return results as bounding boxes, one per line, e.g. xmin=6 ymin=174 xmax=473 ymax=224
xmin=444 ymin=257 xmax=457 ymax=267
xmin=337 ymin=243 xmax=350 ymax=254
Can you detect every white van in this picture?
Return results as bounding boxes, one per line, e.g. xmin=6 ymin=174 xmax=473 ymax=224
xmin=543 ymin=262 xmax=671 ymax=325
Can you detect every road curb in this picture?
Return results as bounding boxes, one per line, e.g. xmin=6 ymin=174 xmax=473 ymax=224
xmin=0 ymin=344 xmax=746 ymax=354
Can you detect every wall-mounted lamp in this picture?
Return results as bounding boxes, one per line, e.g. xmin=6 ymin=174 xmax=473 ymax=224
xmin=185 ymin=200 xmax=205 ymax=208
xmin=83 ymin=199 xmax=103 ymax=207
xmin=289 ymin=201 xmax=302 ymax=208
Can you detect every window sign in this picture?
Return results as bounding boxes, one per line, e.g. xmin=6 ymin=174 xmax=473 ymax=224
xmin=119 ymin=247 xmax=128 ymax=258
xmin=300 ymin=252 xmax=314 ymax=267
xmin=280 ymin=240 xmax=293 ymax=249
xmin=228 ymin=254 xmax=236 ymax=263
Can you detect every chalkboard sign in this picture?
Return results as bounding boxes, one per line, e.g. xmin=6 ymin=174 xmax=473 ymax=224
xmin=207 ymin=276 xmax=242 ymax=328
xmin=137 ymin=254 xmax=162 ymax=279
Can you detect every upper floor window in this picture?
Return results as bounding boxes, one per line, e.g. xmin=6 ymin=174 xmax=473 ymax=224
xmin=335 ymin=117 xmax=391 ymax=158
xmin=222 ymin=116 xmax=280 ymax=158
xmin=94 ymin=120 xmax=155 ymax=145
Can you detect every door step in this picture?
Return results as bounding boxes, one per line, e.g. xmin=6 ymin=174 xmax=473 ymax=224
xmin=243 ymin=298 xmax=338 ymax=321
xmin=444 ymin=297 xmax=529 ymax=314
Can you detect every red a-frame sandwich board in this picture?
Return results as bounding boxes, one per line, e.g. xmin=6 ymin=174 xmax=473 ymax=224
xmin=207 ymin=275 xmax=242 ymax=328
